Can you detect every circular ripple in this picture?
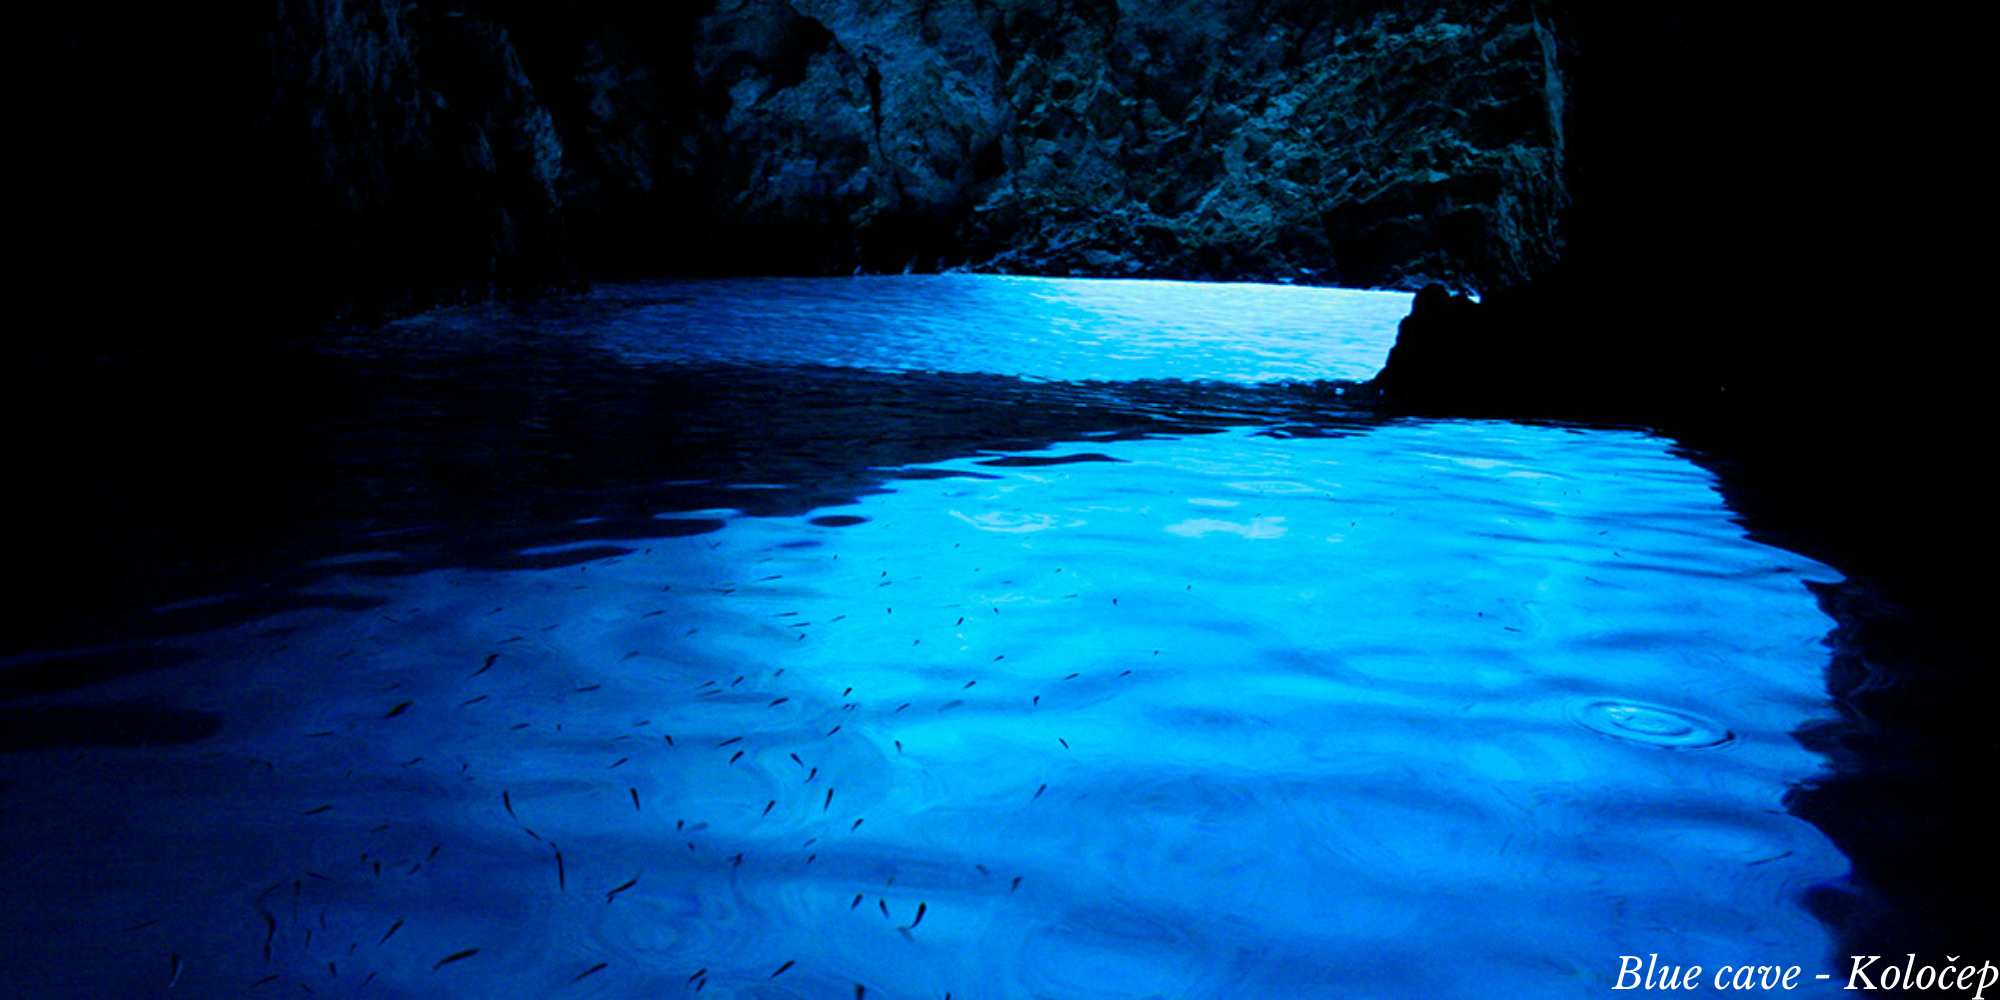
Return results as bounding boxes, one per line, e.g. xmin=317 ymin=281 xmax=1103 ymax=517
xmin=1572 ymin=700 xmax=1734 ymax=749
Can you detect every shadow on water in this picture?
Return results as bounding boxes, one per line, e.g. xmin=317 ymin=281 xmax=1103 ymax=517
xmin=4 ymin=330 xmax=1381 ymax=656
xmin=1679 ymin=444 xmax=1999 ymax=963
xmin=5 ymin=307 xmax=1984 ymax=982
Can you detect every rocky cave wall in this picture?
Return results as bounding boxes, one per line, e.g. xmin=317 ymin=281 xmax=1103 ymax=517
xmin=28 ymin=0 xmax=1569 ymax=332
xmin=675 ymin=0 xmax=1566 ymax=287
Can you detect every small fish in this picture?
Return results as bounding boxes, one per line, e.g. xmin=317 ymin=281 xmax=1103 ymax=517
xmin=552 ymin=843 xmax=565 ymax=890
xmin=631 ymin=788 xmax=641 ymax=810
xmin=772 ymin=960 xmax=795 ymax=978
xmin=790 ymin=753 xmax=804 ymax=767
xmin=607 ymin=757 xmax=628 ymax=769
xmin=850 ymin=817 xmax=864 ymax=831
xmin=1034 ymin=784 xmax=1047 ymax=800
xmin=769 ymin=697 xmax=788 ymax=707
xmin=687 ymin=969 xmax=708 ymax=984
xmin=606 ymin=877 xmax=638 ymax=903
xmin=1058 ymin=738 xmax=1069 ymax=749
xmin=851 ymin=893 xmax=864 ymax=909
xmin=250 ymin=974 xmax=278 ymax=987
xmin=381 ymin=701 xmax=412 ymax=719
xmin=302 ymin=804 xmax=333 ymax=816
xmin=716 ymin=737 xmax=742 ymax=748
xmin=432 ymin=949 xmax=480 ymax=971
xmin=879 ymin=899 xmax=890 ymax=917
xmin=571 ymin=963 xmax=609 ymax=983
xmin=729 ymin=750 xmax=744 ymax=764
xmin=763 ymin=800 xmax=776 ymax=816
xmin=460 ymin=696 xmax=488 ymax=707
xmin=909 ymin=903 xmax=927 ymax=929
xmin=502 ymin=791 xmax=515 ymax=819
xmin=824 ymin=788 xmax=834 ymax=812
xmin=168 ymin=953 xmax=184 ymax=988
xmin=1010 ymin=876 xmax=1022 ymax=892
xmin=379 ymin=919 xmax=403 ymax=946
xmin=471 ymin=653 xmax=500 ymax=678
xmin=121 ymin=918 xmax=161 ymax=932
xmin=575 ymin=684 xmax=601 ymax=692
xmin=663 ymin=734 xmax=674 ymax=746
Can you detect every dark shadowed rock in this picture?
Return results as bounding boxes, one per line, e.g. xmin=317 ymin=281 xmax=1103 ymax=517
xmin=27 ymin=0 xmax=1568 ymax=340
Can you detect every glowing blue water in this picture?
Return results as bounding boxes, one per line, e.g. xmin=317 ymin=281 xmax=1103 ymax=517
xmin=0 ymin=277 xmax=1851 ymax=998
xmin=404 ymin=275 xmax=1411 ymax=383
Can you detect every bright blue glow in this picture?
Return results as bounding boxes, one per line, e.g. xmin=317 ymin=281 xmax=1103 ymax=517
xmin=0 ymin=279 xmax=1853 ymax=998
xmin=413 ymin=275 xmax=1413 ymax=383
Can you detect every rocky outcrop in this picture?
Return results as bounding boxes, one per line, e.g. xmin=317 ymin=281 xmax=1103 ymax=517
xmin=254 ymin=1 xmax=579 ymax=316
xmin=674 ymin=0 xmax=1566 ymax=288
xmin=29 ymin=0 xmax=1567 ymax=334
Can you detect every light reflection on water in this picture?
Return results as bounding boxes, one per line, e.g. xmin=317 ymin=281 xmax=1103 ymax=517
xmin=0 ymin=277 xmax=1852 ymax=998
xmin=409 ymin=275 xmax=1412 ymax=383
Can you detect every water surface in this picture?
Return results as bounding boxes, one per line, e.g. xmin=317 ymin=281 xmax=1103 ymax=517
xmin=0 ymin=277 xmax=1851 ymax=998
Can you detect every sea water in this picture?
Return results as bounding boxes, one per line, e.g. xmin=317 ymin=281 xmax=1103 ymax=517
xmin=0 ymin=276 xmax=1853 ymax=998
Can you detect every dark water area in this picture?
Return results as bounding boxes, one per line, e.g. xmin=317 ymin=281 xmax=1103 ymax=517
xmin=8 ymin=278 xmax=1405 ymax=653
xmin=0 ymin=277 xmax=1986 ymax=997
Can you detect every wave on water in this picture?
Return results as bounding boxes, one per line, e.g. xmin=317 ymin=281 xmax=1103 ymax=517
xmin=0 ymin=277 xmax=1857 ymax=999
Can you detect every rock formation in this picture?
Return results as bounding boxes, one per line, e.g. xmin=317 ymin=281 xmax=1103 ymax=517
xmin=29 ymin=0 xmax=1568 ymax=334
